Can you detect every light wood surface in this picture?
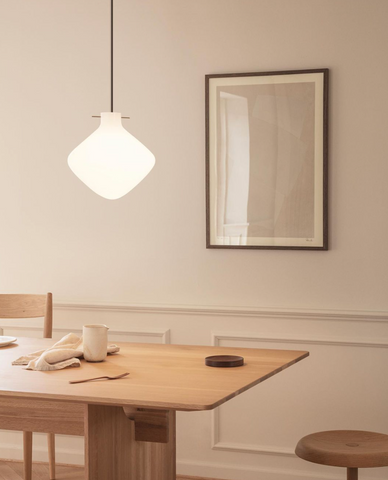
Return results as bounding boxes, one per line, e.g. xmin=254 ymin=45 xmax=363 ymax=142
xmin=85 ymin=404 xmax=134 ymax=480
xmin=0 ymin=294 xmax=48 ymax=318
xmin=0 ymin=461 xmax=85 ymax=480
xmin=135 ymin=410 xmax=176 ymax=480
xmin=124 ymin=407 xmax=171 ymax=443
xmin=1 ymin=338 xmax=308 ymax=480
xmin=0 ymin=397 xmax=84 ymax=435
xmin=0 ymin=294 xmax=52 ymax=339
xmin=47 ymin=433 xmax=55 ymax=480
xmin=22 ymin=432 xmax=32 ymax=480
xmin=0 ymin=461 xmax=207 ymax=480
xmin=43 ymin=294 xmax=53 ymax=340
xmin=295 ymin=430 xmax=388 ymax=468
xmin=1 ymin=338 xmax=308 ymax=411
xmin=0 ymin=294 xmax=54 ymax=480
xmin=84 ymin=406 xmax=176 ymax=480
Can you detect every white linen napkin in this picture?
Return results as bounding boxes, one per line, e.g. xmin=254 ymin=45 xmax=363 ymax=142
xmin=12 ymin=333 xmax=120 ymax=371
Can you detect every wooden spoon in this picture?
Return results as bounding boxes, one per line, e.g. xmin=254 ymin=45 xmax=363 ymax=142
xmin=69 ymin=372 xmax=130 ymax=384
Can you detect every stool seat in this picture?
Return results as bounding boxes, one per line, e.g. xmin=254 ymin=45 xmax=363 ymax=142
xmin=296 ymin=430 xmax=388 ymax=468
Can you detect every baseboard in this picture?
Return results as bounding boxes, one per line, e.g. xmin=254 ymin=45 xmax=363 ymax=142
xmin=0 ymin=445 xmax=344 ymax=480
xmin=176 ymin=459 xmax=344 ymax=480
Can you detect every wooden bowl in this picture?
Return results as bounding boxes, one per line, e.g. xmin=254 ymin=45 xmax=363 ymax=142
xmin=205 ymin=355 xmax=244 ymax=368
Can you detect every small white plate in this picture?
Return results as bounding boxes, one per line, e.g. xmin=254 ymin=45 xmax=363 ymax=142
xmin=0 ymin=336 xmax=17 ymax=347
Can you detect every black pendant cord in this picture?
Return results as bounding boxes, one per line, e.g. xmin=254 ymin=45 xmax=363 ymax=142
xmin=111 ymin=0 xmax=114 ymax=112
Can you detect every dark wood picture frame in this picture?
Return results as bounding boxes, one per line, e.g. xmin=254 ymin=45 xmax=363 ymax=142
xmin=206 ymin=68 xmax=328 ymax=250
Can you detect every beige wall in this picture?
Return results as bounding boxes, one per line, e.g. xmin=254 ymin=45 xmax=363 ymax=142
xmin=1 ymin=1 xmax=388 ymax=479
xmin=1 ymin=0 xmax=388 ymax=310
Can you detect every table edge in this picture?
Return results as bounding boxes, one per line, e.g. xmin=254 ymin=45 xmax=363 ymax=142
xmin=0 ymin=351 xmax=309 ymax=411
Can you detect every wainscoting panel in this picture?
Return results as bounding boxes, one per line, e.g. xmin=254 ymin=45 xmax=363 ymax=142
xmin=211 ymin=333 xmax=388 ymax=457
xmin=1 ymin=302 xmax=388 ymax=480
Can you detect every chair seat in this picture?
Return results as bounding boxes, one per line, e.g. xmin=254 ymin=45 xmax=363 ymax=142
xmin=295 ymin=431 xmax=388 ymax=468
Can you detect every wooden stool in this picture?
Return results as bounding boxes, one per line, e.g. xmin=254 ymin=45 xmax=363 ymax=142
xmin=296 ymin=431 xmax=388 ymax=480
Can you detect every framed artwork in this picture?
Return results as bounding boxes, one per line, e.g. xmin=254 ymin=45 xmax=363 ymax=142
xmin=206 ymin=69 xmax=328 ymax=250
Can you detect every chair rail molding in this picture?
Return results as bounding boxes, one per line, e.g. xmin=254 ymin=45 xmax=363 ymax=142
xmin=53 ymin=301 xmax=388 ymax=324
xmin=211 ymin=332 xmax=388 ymax=350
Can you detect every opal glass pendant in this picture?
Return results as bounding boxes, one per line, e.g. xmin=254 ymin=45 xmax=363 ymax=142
xmin=68 ymin=112 xmax=155 ymax=200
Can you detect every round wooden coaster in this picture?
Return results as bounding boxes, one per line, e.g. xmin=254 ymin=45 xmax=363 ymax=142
xmin=205 ymin=355 xmax=244 ymax=368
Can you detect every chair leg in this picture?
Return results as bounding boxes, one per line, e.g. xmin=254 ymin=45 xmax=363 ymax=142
xmin=47 ymin=433 xmax=56 ymax=480
xmin=347 ymin=468 xmax=358 ymax=480
xmin=23 ymin=431 xmax=33 ymax=480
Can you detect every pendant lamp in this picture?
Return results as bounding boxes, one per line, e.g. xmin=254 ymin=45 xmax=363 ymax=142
xmin=68 ymin=0 xmax=155 ymax=200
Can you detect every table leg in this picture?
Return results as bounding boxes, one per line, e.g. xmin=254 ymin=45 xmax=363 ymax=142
xmin=85 ymin=404 xmax=176 ymax=480
xmin=23 ymin=431 xmax=33 ymax=480
xmin=135 ymin=410 xmax=176 ymax=480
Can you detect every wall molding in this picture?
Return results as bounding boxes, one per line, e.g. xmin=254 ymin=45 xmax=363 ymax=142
xmin=211 ymin=331 xmax=388 ymax=458
xmin=212 ymin=423 xmax=296 ymax=457
xmin=212 ymin=332 xmax=388 ymax=349
xmin=1 ymin=325 xmax=171 ymax=344
xmin=53 ymin=301 xmax=388 ymax=324
xmin=176 ymin=459 xmax=347 ymax=480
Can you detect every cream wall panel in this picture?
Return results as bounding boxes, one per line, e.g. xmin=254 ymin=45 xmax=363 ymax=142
xmin=2 ymin=304 xmax=387 ymax=480
xmin=212 ymin=334 xmax=388 ymax=455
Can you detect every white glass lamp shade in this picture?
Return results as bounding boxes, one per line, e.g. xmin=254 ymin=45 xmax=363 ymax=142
xmin=68 ymin=112 xmax=155 ymax=200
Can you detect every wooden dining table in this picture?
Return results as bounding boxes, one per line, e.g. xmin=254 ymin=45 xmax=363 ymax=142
xmin=0 ymin=338 xmax=308 ymax=480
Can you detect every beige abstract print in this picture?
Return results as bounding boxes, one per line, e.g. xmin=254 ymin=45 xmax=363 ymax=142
xmin=215 ymin=81 xmax=316 ymax=244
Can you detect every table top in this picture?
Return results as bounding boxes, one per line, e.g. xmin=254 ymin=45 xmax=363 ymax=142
xmin=0 ymin=338 xmax=308 ymax=411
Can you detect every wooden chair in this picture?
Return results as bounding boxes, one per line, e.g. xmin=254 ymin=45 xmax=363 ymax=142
xmin=0 ymin=293 xmax=55 ymax=480
xmin=296 ymin=430 xmax=388 ymax=480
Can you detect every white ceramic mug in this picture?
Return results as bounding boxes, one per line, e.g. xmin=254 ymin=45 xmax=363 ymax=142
xmin=83 ymin=324 xmax=109 ymax=362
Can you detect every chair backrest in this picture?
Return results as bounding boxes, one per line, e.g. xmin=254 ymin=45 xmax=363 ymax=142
xmin=0 ymin=293 xmax=53 ymax=339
